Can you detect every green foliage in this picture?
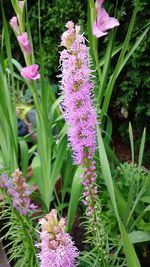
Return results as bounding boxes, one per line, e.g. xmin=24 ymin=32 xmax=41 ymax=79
xmin=97 ymin=125 xmax=141 ymax=267
xmin=0 ymin=191 xmax=39 ymax=267
xmin=0 ymin=10 xmax=18 ymax=172
xmin=0 ymin=1 xmax=150 ymax=265
xmin=28 ymin=0 xmax=87 ymax=80
xmin=116 ymin=163 xmax=150 ymax=230
xmin=1 ymin=0 xmax=149 ymax=146
xmin=66 ymin=166 xmax=82 ymax=232
xmin=81 ymin=198 xmax=109 ymax=266
xmin=110 ymin=0 xmax=150 ymax=140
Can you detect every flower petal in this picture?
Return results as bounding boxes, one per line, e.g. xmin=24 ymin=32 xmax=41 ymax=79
xmin=102 ymin=17 xmax=120 ymax=31
xmin=92 ymin=21 xmax=108 ymax=38
xmin=96 ymin=0 xmax=104 ymax=8
xmin=21 ymin=64 xmax=40 ymax=80
xmin=97 ymin=7 xmax=109 ymax=26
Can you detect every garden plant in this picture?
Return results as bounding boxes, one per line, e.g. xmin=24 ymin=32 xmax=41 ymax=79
xmin=0 ymin=0 xmax=150 ymax=266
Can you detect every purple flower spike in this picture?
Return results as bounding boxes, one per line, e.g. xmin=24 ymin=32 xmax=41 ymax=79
xmin=21 ymin=64 xmax=40 ymax=80
xmin=0 ymin=174 xmax=12 ymax=189
xmin=93 ymin=0 xmax=119 ymax=38
xmin=39 ymin=209 xmax=79 ymax=267
xmin=0 ymin=169 xmax=37 ymax=215
xmin=60 ymin=21 xmax=97 ymax=165
xmin=60 ymin=22 xmax=99 ymax=216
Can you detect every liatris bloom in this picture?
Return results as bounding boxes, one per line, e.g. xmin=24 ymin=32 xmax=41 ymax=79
xmin=9 ymin=16 xmax=19 ymax=34
xmin=17 ymin=32 xmax=32 ymax=54
xmin=60 ymin=22 xmax=98 ymax=215
xmin=39 ymin=209 xmax=79 ymax=267
xmin=93 ymin=0 xmax=119 ymax=38
xmin=8 ymin=169 xmax=37 ymax=215
xmin=0 ymin=174 xmax=12 ymax=189
xmin=21 ymin=64 xmax=40 ymax=80
xmin=60 ymin=21 xmax=97 ymax=165
xmin=0 ymin=170 xmax=36 ymax=215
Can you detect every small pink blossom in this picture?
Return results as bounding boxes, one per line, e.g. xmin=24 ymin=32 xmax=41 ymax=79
xmin=95 ymin=0 xmax=104 ymax=8
xmin=93 ymin=0 xmax=119 ymax=38
xmin=17 ymin=32 xmax=32 ymax=54
xmin=21 ymin=64 xmax=40 ymax=80
xmin=9 ymin=16 xmax=19 ymax=33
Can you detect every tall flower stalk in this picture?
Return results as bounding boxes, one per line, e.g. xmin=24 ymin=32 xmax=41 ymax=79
xmin=60 ymin=21 xmax=109 ymax=265
xmin=60 ymin=21 xmax=98 ymax=216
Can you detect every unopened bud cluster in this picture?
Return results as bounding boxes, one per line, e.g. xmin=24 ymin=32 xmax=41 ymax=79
xmin=39 ymin=209 xmax=79 ymax=267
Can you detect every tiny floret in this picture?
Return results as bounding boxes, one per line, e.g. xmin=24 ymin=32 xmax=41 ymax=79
xmin=17 ymin=32 xmax=31 ymax=54
xmin=21 ymin=64 xmax=40 ymax=80
xmin=9 ymin=16 xmax=19 ymax=33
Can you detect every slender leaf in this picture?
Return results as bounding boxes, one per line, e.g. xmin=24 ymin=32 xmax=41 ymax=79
xmin=19 ymin=140 xmax=29 ymax=176
xmin=138 ymin=128 xmax=146 ymax=169
xmin=129 ymin=122 xmax=134 ymax=164
xmin=66 ymin=166 xmax=83 ymax=232
xmin=129 ymin=231 xmax=150 ymax=244
xmin=97 ymin=125 xmax=141 ymax=267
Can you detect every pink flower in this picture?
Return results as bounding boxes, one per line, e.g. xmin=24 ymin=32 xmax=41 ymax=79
xmin=95 ymin=0 xmax=104 ymax=8
xmin=60 ymin=22 xmax=97 ymax=165
xmin=60 ymin=22 xmax=98 ymax=216
xmin=0 ymin=169 xmax=37 ymax=215
xmin=93 ymin=0 xmax=119 ymax=38
xmin=39 ymin=210 xmax=79 ymax=267
xmin=9 ymin=16 xmax=19 ymax=33
xmin=17 ymin=32 xmax=32 ymax=54
xmin=21 ymin=64 xmax=40 ymax=80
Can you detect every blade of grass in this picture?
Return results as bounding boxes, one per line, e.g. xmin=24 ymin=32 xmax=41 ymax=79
xmin=88 ymin=0 xmax=102 ymax=81
xmin=104 ymin=115 xmax=112 ymax=145
xmin=97 ymin=125 xmax=141 ymax=267
xmin=19 ymin=140 xmax=29 ymax=176
xmin=127 ymin=174 xmax=150 ymax=228
xmin=129 ymin=231 xmax=150 ymax=244
xmin=98 ymin=29 xmax=116 ymax=105
xmin=129 ymin=122 xmax=134 ymax=164
xmin=49 ymin=137 xmax=67 ymax=205
xmin=101 ymin=6 xmax=138 ymax=120
xmin=138 ymin=127 xmax=146 ymax=169
xmin=66 ymin=166 xmax=83 ymax=232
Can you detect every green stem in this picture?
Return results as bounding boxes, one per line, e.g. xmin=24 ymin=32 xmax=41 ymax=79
xmin=18 ymin=213 xmax=39 ymax=266
xmin=89 ymin=0 xmax=102 ymax=82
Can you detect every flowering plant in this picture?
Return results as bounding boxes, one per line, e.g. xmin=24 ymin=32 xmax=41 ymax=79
xmin=0 ymin=1 xmax=149 ymax=267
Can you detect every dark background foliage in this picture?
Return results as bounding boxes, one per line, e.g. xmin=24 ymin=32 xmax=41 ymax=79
xmin=1 ymin=0 xmax=150 ymax=161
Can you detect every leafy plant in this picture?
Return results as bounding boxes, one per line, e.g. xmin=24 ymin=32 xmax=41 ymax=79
xmin=0 ymin=190 xmax=39 ymax=267
xmin=28 ymin=0 xmax=87 ymax=80
xmin=0 ymin=9 xmax=18 ymax=172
